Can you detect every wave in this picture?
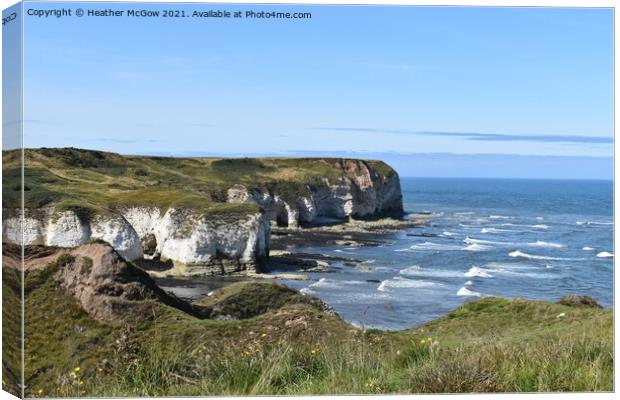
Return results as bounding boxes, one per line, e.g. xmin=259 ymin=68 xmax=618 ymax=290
xmin=454 ymin=212 xmax=475 ymax=216
xmin=597 ymin=251 xmax=613 ymax=258
xmin=464 ymin=237 xmax=496 ymax=245
xmin=463 ymin=243 xmax=494 ymax=252
xmin=489 ymin=215 xmax=512 ymax=220
xmin=399 ymin=265 xmax=463 ymax=278
xmin=457 ymin=287 xmax=482 ymax=297
xmin=501 ymin=223 xmax=549 ymax=230
xmin=582 ymin=246 xmax=595 ymax=251
xmin=480 ymin=227 xmax=511 ymax=233
xmin=308 ymin=278 xmax=366 ymax=290
xmin=378 ymin=277 xmax=442 ymax=292
xmin=508 ymin=250 xmax=563 ymax=260
xmin=464 ymin=280 xmax=473 ymax=286
xmin=464 ymin=266 xmax=494 ymax=278
xmin=527 ymin=240 xmax=565 ymax=248
xmin=442 ymin=231 xmax=457 ymax=237
xmin=485 ymin=261 xmax=537 ymax=270
xmin=577 ymin=221 xmax=613 ymax=226
xmin=459 ymin=223 xmax=482 ymax=229
xmin=482 ymin=262 xmax=553 ymax=279
xmin=396 ymin=242 xmax=464 ymax=252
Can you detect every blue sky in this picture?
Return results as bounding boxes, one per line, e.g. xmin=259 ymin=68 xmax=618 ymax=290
xmin=5 ymin=3 xmax=614 ymax=178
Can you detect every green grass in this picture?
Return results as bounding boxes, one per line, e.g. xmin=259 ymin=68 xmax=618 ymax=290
xmin=3 ymin=147 xmax=399 ymax=218
xmin=2 ymin=265 xmax=22 ymax=397
xmin=18 ymin=260 xmax=613 ymax=397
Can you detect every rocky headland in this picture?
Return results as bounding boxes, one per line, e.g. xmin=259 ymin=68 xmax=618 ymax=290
xmin=3 ymin=148 xmax=407 ymax=276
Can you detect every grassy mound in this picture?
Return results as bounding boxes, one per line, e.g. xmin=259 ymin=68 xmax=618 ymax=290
xmin=197 ymin=281 xmax=333 ymax=319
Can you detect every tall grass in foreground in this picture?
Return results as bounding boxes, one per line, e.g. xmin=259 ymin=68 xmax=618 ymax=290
xmin=71 ymin=328 xmax=611 ymax=396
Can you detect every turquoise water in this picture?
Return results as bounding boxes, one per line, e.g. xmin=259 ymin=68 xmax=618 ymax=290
xmin=277 ymin=178 xmax=614 ymax=330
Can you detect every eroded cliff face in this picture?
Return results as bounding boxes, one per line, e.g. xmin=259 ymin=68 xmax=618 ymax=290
xmin=227 ymin=159 xmax=403 ymax=227
xmin=3 ymin=156 xmax=403 ymax=275
xmin=3 ymin=206 xmax=270 ymax=274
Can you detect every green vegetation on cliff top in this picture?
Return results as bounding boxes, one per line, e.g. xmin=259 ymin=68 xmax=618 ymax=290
xmin=2 ymin=147 xmax=396 ymax=218
xmin=7 ymin=257 xmax=612 ymax=397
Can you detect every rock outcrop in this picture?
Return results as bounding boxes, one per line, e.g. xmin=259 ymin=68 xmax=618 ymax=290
xmin=52 ymin=242 xmax=206 ymax=322
xmin=227 ymin=159 xmax=403 ymax=228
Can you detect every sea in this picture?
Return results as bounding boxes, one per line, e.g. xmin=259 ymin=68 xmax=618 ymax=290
xmin=273 ymin=177 xmax=614 ymax=330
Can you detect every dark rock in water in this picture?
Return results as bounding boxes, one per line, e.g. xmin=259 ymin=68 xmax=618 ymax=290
xmin=557 ymin=295 xmax=602 ymax=308
xmin=366 ymin=279 xmax=381 ymax=283
xmin=406 ymin=232 xmax=438 ymax=238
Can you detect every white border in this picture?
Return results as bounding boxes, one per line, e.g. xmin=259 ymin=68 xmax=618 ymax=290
xmin=0 ymin=1 xmax=616 ymax=399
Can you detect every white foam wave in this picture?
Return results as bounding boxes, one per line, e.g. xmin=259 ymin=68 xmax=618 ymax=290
xmin=464 ymin=280 xmax=473 ymax=286
xmin=597 ymin=251 xmax=613 ymax=258
xmin=409 ymin=242 xmax=464 ymax=251
xmin=528 ymin=240 xmax=565 ymax=248
xmin=582 ymin=246 xmax=595 ymax=251
xmin=464 ymin=237 xmax=495 ymax=245
xmin=399 ymin=265 xmax=463 ymax=278
xmin=378 ymin=277 xmax=442 ymax=292
xmin=489 ymin=215 xmax=512 ymax=220
xmin=485 ymin=261 xmax=537 ymax=270
xmin=457 ymin=287 xmax=481 ymax=297
xmin=508 ymin=250 xmax=563 ymax=261
xmin=463 ymin=243 xmax=494 ymax=252
xmin=454 ymin=212 xmax=475 ymax=216
xmin=309 ymin=278 xmax=366 ymax=290
xmin=577 ymin=221 xmax=613 ymax=226
xmin=442 ymin=231 xmax=457 ymax=237
xmin=481 ymin=227 xmax=511 ymax=233
xmin=464 ymin=236 xmax=513 ymax=246
xmin=501 ymin=223 xmax=549 ymax=230
xmin=464 ymin=266 xmax=494 ymax=278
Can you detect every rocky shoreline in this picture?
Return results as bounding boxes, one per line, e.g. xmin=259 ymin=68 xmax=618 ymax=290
xmin=146 ymin=215 xmax=430 ymax=294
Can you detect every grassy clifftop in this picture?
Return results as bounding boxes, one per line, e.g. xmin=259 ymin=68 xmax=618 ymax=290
xmin=3 ymin=147 xmax=397 ymax=218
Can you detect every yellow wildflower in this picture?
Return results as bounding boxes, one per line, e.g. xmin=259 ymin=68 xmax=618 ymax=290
xmin=420 ymin=339 xmax=426 ymax=344
xmin=261 ymin=333 xmax=267 ymax=337
xmin=73 ymin=367 xmax=81 ymax=372
xmin=37 ymin=389 xmax=44 ymax=395
xmin=79 ymin=380 xmax=84 ymax=385
xmin=97 ymin=368 xmax=103 ymax=372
